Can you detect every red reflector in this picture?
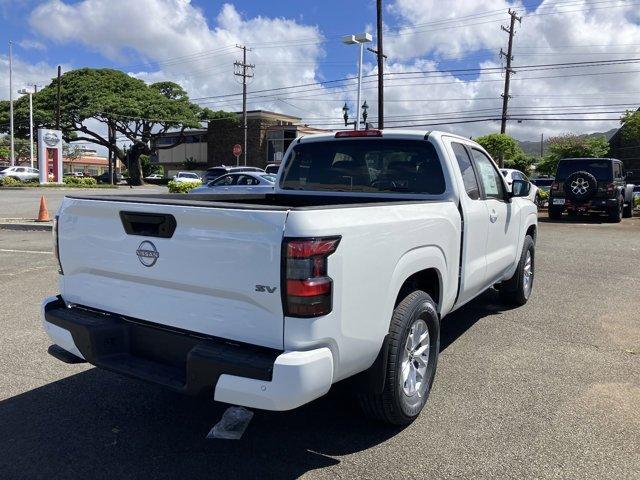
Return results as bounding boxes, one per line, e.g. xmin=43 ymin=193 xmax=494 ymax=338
xmin=334 ymin=130 xmax=382 ymax=138
xmin=287 ymin=238 xmax=340 ymax=259
xmin=551 ymin=182 xmax=559 ymax=191
xmin=287 ymin=278 xmax=332 ymax=297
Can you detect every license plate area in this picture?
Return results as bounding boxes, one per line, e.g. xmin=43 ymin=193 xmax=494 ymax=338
xmin=552 ymin=198 xmax=565 ymax=205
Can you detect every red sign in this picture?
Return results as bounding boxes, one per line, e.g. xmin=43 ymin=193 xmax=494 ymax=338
xmin=233 ymin=144 xmax=242 ymax=157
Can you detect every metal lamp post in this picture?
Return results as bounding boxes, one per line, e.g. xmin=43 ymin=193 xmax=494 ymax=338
xmin=342 ymin=32 xmax=372 ymax=130
xmin=17 ymin=87 xmax=35 ymax=168
xmin=343 ymin=101 xmax=371 ymax=129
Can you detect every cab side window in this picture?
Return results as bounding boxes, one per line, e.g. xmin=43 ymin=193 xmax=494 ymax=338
xmin=213 ymin=175 xmax=235 ymax=186
xmin=470 ymin=149 xmax=505 ymax=200
xmin=613 ymin=162 xmax=622 ymax=179
xmin=451 ymin=142 xmax=480 ymax=200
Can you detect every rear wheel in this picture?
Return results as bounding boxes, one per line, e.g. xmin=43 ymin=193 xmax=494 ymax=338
xmin=358 ymin=290 xmax=440 ymax=426
xmin=548 ymin=206 xmax=563 ymax=220
xmin=608 ymin=198 xmax=622 ymax=223
xmin=498 ymin=235 xmax=535 ymax=306
xmin=623 ymin=199 xmax=633 ymax=218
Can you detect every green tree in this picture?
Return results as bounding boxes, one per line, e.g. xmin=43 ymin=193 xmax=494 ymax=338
xmin=140 ymin=154 xmax=162 ymax=177
xmin=537 ymin=134 xmax=610 ymax=176
xmin=505 ymin=152 xmax=535 ymax=176
xmin=475 ymin=133 xmax=523 ymax=168
xmin=620 ymin=110 xmax=640 ymax=141
xmin=0 ymin=69 xmax=234 ymax=185
xmin=0 ymin=135 xmax=33 ymax=165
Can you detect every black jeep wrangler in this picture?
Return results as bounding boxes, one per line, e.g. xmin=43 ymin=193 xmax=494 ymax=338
xmin=548 ymin=158 xmax=635 ymax=222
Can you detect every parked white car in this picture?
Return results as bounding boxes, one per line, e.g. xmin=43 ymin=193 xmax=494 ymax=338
xmin=501 ymin=168 xmax=538 ymax=203
xmin=42 ymin=129 xmax=537 ymax=426
xmin=0 ymin=166 xmax=39 ymax=182
xmin=172 ymin=171 xmax=201 ymax=183
xmin=190 ymin=172 xmax=276 ymax=194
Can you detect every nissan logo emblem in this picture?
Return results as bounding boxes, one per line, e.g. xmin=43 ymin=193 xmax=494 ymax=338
xmin=43 ymin=132 xmax=60 ymax=147
xmin=136 ymin=240 xmax=159 ymax=267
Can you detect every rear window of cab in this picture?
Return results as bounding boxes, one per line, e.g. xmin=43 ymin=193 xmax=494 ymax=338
xmin=280 ymin=139 xmax=446 ymax=195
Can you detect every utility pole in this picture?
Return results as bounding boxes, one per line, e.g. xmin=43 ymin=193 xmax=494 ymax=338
xmin=56 ymin=65 xmax=62 ymax=130
xmin=234 ymin=45 xmax=254 ymax=166
xmin=366 ymin=0 xmax=387 ymax=129
xmin=499 ymin=9 xmax=521 ymax=141
xmin=540 ymin=133 xmax=544 ymax=158
xmin=9 ymin=41 xmax=15 ymax=166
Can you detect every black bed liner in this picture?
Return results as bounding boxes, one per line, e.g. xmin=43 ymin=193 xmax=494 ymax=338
xmin=66 ymin=193 xmax=440 ymax=210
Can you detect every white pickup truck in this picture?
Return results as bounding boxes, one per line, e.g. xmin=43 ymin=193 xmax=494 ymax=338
xmin=42 ymin=129 xmax=537 ymax=425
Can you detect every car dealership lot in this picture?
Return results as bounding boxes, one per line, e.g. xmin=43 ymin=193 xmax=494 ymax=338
xmin=0 ymin=219 xmax=638 ymax=479
xmin=0 ymin=186 xmax=167 ymax=220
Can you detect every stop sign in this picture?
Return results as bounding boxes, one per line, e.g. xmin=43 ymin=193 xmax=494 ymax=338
xmin=233 ymin=144 xmax=242 ymax=157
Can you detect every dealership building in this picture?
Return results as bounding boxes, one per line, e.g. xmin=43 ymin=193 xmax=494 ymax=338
xmin=151 ymin=110 xmax=327 ymax=177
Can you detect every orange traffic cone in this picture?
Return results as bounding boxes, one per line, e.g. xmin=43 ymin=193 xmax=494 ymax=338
xmin=36 ymin=196 xmax=51 ymax=222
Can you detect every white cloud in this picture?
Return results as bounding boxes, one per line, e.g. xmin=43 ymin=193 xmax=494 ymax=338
xmin=18 ymin=39 xmax=46 ymax=51
xmin=372 ymin=0 xmax=640 ymax=139
xmin=0 ymin=54 xmax=60 ymax=101
xmin=29 ymin=1 xmax=326 ymax=111
xmin=18 ymin=0 xmax=640 ymax=142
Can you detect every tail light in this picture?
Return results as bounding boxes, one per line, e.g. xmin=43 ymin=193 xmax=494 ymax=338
xmin=606 ymin=182 xmax=615 ymax=194
xmin=551 ymin=181 xmax=559 ymax=191
xmin=282 ymin=237 xmax=340 ymax=317
xmin=52 ymin=215 xmax=63 ymax=274
xmin=335 ymin=130 xmax=382 ymax=138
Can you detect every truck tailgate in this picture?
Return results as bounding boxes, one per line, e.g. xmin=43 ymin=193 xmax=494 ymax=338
xmin=57 ymin=197 xmax=288 ymax=349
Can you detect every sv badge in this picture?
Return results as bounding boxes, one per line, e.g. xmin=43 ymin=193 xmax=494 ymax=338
xmin=255 ymin=285 xmax=277 ymax=293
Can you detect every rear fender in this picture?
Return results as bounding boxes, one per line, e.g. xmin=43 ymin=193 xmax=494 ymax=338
xmin=386 ymin=246 xmax=448 ymax=320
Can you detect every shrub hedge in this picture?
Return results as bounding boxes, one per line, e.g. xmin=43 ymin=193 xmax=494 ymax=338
xmin=168 ymin=179 xmax=202 ymax=193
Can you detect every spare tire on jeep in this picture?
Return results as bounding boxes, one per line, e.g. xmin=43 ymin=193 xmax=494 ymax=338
xmin=564 ymin=171 xmax=598 ymax=202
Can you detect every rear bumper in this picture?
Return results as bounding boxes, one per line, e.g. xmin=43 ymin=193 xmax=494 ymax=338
xmin=549 ymin=197 xmax=618 ymax=211
xmin=41 ymin=296 xmax=333 ymax=411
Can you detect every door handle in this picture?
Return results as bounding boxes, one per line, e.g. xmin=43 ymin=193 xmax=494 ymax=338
xmin=489 ymin=210 xmax=498 ymax=223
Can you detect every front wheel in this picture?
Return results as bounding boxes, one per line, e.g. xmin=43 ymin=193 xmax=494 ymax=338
xmin=622 ymin=199 xmax=633 ymax=218
xmin=357 ymin=290 xmax=440 ymax=426
xmin=498 ymin=235 xmax=535 ymax=306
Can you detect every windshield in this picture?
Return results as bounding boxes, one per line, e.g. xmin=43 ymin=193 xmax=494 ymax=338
xmin=280 ymin=139 xmax=445 ymax=194
xmin=261 ymin=174 xmax=276 ymax=183
xmin=180 ymin=173 xmax=198 ymax=178
xmin=556 ymin=159 xmax=612 ymax=181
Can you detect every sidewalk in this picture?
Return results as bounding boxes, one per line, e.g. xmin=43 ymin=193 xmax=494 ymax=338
xmin=0 ymin=218 xmax=53 ymax=231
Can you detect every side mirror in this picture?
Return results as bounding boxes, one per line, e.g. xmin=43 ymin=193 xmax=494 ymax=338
xmin=511 ymin=179 xmax=531 ymax=198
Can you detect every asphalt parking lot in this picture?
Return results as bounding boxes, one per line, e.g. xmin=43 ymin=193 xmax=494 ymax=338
xmin=0 ymin=217 xmax=639 ymax=479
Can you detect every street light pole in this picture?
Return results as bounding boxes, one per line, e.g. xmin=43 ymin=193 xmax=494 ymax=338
xmin=9 ymin=41 xmax=15 ymax=166
xmin=18 ymin=87 xmax=35 ymax=168
xmin=342 ymin=33 xmax=372 ymax=131
xmin=356 ymin=41 xmax=364 ymax=131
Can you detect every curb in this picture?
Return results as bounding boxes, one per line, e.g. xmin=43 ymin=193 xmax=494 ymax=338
xmin=0 ymin=222 xmax=53 ymax=232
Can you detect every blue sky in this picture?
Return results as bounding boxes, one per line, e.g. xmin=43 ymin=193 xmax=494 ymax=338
xmin=2 ymin=0 xmax=639 ymax=141
xmin=2 ymin=0 xmax=546 ymax=87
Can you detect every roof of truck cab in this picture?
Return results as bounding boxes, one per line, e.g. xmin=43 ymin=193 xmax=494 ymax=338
xmin=295 ymin=129 xmax=438 ymax=143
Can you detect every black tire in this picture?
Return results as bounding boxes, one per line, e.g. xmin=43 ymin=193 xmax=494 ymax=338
xmin=608 ymin=198 xmax=622 ymax=223
xmin=564 ymin=171 xmax=598 ymax=202
xmin=623 ymin=199 xmax=633 ymax=218
xmin=548 ymin=206 xmax=563 ymax=220
xmin=498 ymin=235 xmax=535 ymax=306
xmin=358 ymin=290 xmax=440 ymax=426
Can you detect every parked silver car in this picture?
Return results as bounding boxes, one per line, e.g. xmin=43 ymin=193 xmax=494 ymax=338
xmin=189 ymin=172 xmax=276 ymax=194
xmin=0 ymin=166 xmax=39 ymax=182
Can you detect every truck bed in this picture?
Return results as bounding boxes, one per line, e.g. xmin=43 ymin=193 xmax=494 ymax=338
xmin=66 ymin=193 xmax=440 ymax=210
